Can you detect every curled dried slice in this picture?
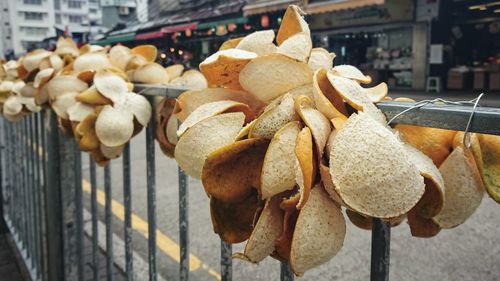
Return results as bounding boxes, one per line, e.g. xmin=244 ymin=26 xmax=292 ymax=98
xmin=156 ymin=97 xmax=177 ymax=158
xmin=239 ymin=53 xmax=312 ymax=103
xmin=290 ymin=186 xmax=345 ymax=276
xmin=405 ymin=144 xmax=445 ymax=218
xmin=277 ymin=32 xmax=312 ymax=62
xmin=33 ymin=68 xmax=54 ymax=88
xmin=52 ymin=92 xmax=79 ymax=119
xmin=219 ymin=37 xmax=243 ymax=50
xmin=294 ymin=95 xmax=331 ymax=156
xmin=22 ymin=50 xmax=51 ymax=72
xmin=249 ymin=94 xmax=298 ymax=139
xmin=327 ymin=73 xmax=386 ymax=124
xmin=365 ymin=82 xmax=388 ymax=103
xmin=346 ymin=209 xmax=373 ymax=230
xmin=276 ymin=5 xmax=309 ymax=45
xmin=165 ymin=64 xmax=184 ymax=80
xmin=210 ymin=192 xmax=259 ymax=243
xmin=477 ymin=134 xmax=500 ymax=202
xmin=308 ymin=48 xmax=335 ymax=72
xmin=177 ymin=100 xmax=254 ymax=137
xmin=200 ymin=49 xmax=257 ymax=89
xmin=234 ymin=196 xmax=283 ymax=263
xmin=93 ymin=70 xmax=128 ymax=102
xmin=115 ymin=92 xmax=152 ymax=126
xmin=73 ymin=53 xmax=111 ymax=72
xmin=332 ymin=65 xmax=371 ymax=84
xmin=67 ymin=101 xmax=94 ymax=122
xmin=260 ymin=121 xmax=303 ymax=199
xmin=95 ymin=105 xmax=134 ymax=147
xmin=131 ymin=45 xmax=157 ymax=62
xmin=320 ymin=162 xmax=343 ymax=206
xmin=174 ymin=112 xmax=245 ymax=178
xmin=130 ymin=63 xmax=170 ymax=84
xmin=75 ymin=108 xmax=101 ymax=151
xmin=202 ymin=138 xmax=269 ymax=203
xmin=407 ymin=209 xmax=441 ymax=238
xmin=432 ymin=146 xmax=484 ymax=228
xmin=174 ymin=88 xmax=265 ymax=122
xmin=76 ymin=86 xmax=112 ymax=105
xmin=170 ymin=69 xmax=207 ymax=89
xmin=396 ymin=125 xmax=456 ymax=166
xmin=330 ymin=112 xmax=425 ymax=218
xmin=100 ymin=144 xmax=124 ymax=159
xmin=109 ymin=45 xmax=132 ymax=70
xmin=236 ymin=30 xmax=277 ymax=56
xmin=46 ymin=75 xmax=88 ymax=100
xmin=294 ymin=127 xmax=315 ymax=209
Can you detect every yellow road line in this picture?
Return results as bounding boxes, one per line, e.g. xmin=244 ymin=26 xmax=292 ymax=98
xmin=82 ymin=180 xmax=221 ymax=280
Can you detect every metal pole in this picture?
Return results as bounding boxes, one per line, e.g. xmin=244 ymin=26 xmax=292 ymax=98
xmin=178 ymin=167 xmax=189 ymax=281
xmin=370 ymin=219 xmax=391 ymax=281
xmin=104 ymin=164 xmax=115 ymax=281
xmin=146 ymin=96 xmax=157 ymax=281
xmin=280 ymin=262 xmax=294 ymax=281
xmin=123 ymin=143 xmax=134 ymax=281
xmin=220 ymin=241 xmax=232 ymax=281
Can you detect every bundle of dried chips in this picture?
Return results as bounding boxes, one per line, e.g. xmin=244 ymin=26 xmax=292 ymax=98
xmin=163 ymin=5 xmax=499 ymax=276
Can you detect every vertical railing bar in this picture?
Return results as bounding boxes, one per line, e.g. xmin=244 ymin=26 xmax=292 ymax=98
xmin=34 ymin=112 xmax=44 ymax=280
xmin=17 ymin=121 xmax=24 ymax=244
xmin=104 ymin=164 xmax=115 ymax=281
xmin=25 ymin=117 xmax=33 ymax=261
xmin=220 ymin=241 xmax=232 ymax=281
xmin=7 ymin=122 xmax=14 ymax=227
xmin=21 ymin=119 xmax=29 ymax=253
xmin=11 ymin=123 xmax=19 ymax=241
xmin=370 ymin=219 xmax=391 ymax=281
xmin=0 ymin=118 xmax=4 ymax=227
xmin=145 ymin=96 xmax=157 ymax=281
xmin=122 ymin=143 xmax=134 ymax=280
xmin=280 ymin=262 xmax=294 ymax=281
xmin=40 ymin=110 xmax=48 ymax=281
xmin=89 ymin=158 xmax=99 ymax=281
xmin=28 ymin=115 xmax=37 ymax=270
xmin=75 ymin=148 xmax=84 ymax=281
xmin=178 ymin=168 xmax=189 ymax=281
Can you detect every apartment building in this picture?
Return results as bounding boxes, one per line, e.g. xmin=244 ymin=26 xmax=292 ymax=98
xmin=0 ymin=0 xmax=56 ymax=57
xmin=54 ymin=0 xmax=106 ymax=43
xmin=100 ymin=0 xmax=138 ymax=28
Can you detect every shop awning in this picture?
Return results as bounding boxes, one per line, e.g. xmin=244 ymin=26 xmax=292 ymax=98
xmin=135 ymin=30 xmax=164 ymax=41
xmin=93 ymin=32 xmax=136 ymax=46
xmin=161 ymin=22 xmax=198 ymax=33
xmin=305 ymin=0 xmax=385 ymax=15
xmin=197 ymin=17 xmax=248 ymax=29
xmin=243 ymin=0 xmax=303 ymax=16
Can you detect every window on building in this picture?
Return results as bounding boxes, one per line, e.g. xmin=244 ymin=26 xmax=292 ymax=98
xmin=68 ymin=15 xmax=82 ymax=23
xmin=68 ymin=1 xmax=82 ymax=8
xmin=20 ymin=27 xmax=48 ymax=36
xmin=56 ymin=15 xmax=61 ymax=24
xmin=23 ymin=0 xmax=42 ymax=5
xmin=24 ymin=12 xmax=44 ymax=20
xmin=89 ymin=8 xmax=97 ymax=13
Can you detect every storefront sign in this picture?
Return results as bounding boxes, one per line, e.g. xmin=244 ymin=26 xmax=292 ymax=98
xmin=309 ymin=0 xmax=413 ymax=30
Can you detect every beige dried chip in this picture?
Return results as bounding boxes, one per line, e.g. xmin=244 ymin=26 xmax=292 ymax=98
xmin=52 ymin=91 xmax=79 ymax=119
xmin=396 ymin=125 xmax=456 ymax=167
xmin=276 ymin=5 xmax=309 ymax=45
xmin=432 ymin=146 xmax=484 ymax=228
xmin=22 ymin=50 xmax=51 ymax=72
xmin=249 ymin=94 xmax=298 ymax=139
xmin=320 ymin=162 xmax=343 ymax=206
xmin=174 ymin=88 xmax=265 ymax=122
xmin=155 ymin=97 xmax=177 ymax=157
xmin=407 ymin=209 xmax=441 ymax=238
xmin=55 ymin=37 xmax=79 ymax=57
xmin=219 ymin=37 xmax=244 ymax=50
xmin=46 ymin=75 xmax=88 ymax=100
xmin=169 ymin=69 xmax=208 ymax=89
xmin=210 ymin=192 xmax=259 ymax=243
xmin=76 ymin=86 xmax=112 ymax=106
xmin=234 ymin=196 xmax=283 ymax=263
xmin=332 ymin=65 xmax=371 ymax=84
xmin=73 ymin=53 xmax=111 ymax=72
xmin=294 ymin=95 xmax=331 ymax=156
xmin=308 ymin=48 xmax=335 ymax=72
xmin=202 ymin=138 xmax=269 ymax=203
xmin=290 ymin=186 xmax=345 ymax=276
xmin=200 ymin=48 xmax=257 ymax=89
xmin=277 ymin=32 xmax=312 ymax=62
xmin=131 ymin=45 xmax=157 ymax=62
xmin=174 ymin=112 xmax=245 ymax=178
xmin=404 ymin=144 xmax=445 ymax=218
xmin=100 ymin=144 xmax=124 ymax=159
xmin=477 ymin=134 xmax=500 ymax=203
xmin=67 ymin=101 xmax=95 ymax=122
xmin=330 ymin=112 xmax=425 ymax=218
xmin=177 ymin=100 xmax=253 ymax=137
xmin=93 ymin=70 xmax=128 ymax=101
xmin=130 ymin=63 xmax=170 ymax=84
xmin=33 ymin=68 xmax=54 ymax=88
xmin=75 ymin=107 xmax=101 ymax=151
xmin=294 ymin=127 xmax=315 ymax=209
xmin=365 ymin=82 xmax=388 ymax=103
xmin=109 ymin=45 xmax=132 ymax=70
xmin=260 ymin=121 xmax=303 ymax=199
xmin=95 ymin=105 xmax=134 ymax=147
xmin=327 ymin=73 xmax=386 ymax=124
xmin=165 ymin=64 xmax=184 ymax=80
xmin=236 ymin=30 xmax=277 ymax=56
xmin=239 ymin=53 xmax=312 ymax=103
xmin=313 ymin=67 xmax=346 ymax=120
xmin=346 ymin=209 xmax=373 ymax=230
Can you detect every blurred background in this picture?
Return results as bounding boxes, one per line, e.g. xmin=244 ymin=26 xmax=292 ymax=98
xmin=0 ymin=0 xmax=499 ymax=94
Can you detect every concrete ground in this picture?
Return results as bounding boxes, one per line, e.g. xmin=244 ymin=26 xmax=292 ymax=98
xmin=81 ymin=91 xmax=500 ymax=281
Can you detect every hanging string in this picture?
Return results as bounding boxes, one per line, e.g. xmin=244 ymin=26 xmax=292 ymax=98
xmin=462 ymin=93 xmax=484 ymax=148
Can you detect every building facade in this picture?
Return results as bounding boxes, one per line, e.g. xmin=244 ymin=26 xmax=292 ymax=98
xmin=0 ymin=0 xmax=56 ymax=57
xmin=53 ymin=0 xmax=106 ymax=43
xmin=100 ymin=0 xmax=138 ymax=29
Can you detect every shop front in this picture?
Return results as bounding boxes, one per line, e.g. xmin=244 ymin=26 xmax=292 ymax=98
xmin=307 ymin=0 xmax=428 ymax=90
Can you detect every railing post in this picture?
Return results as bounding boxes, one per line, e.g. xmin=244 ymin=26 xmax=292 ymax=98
xmin=45 ymin=111 xmax=80 ymax=281
xmin=370 ymin=218 xmax=391 ymax=281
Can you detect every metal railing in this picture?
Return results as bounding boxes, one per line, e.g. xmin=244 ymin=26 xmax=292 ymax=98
xmin=0 ymin=85 xmax=499 ymax=281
